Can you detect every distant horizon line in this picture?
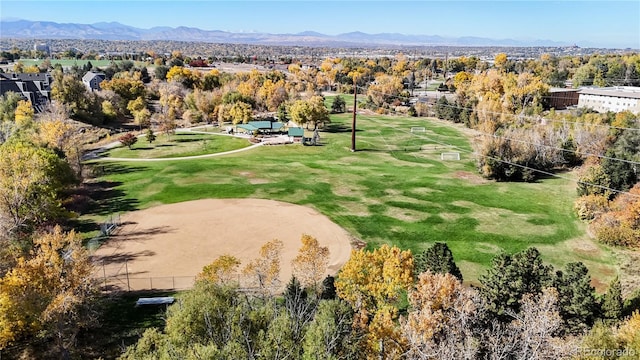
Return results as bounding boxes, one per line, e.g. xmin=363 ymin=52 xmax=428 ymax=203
xmin=0 ymin=17 xmax=579 ymax=39
xmin=1 ymin=18 xmax=636 ymax=50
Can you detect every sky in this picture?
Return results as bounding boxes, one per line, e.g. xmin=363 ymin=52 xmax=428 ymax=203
xmin=1 ymin=0 xmax=639 ymax=48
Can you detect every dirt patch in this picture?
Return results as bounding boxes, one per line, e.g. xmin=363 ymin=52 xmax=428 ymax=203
xmin=565 ymin=237 xmax=604 ymax=258
xmin=385 ymin=206 xmax=426 ymax=222
xmin=475 ymin=242 xmax=502 ymax=254
xmin=92 ymin=199 xmax=353 ymax=291
xmin=453 ymin=171 xmax=488 ymax=185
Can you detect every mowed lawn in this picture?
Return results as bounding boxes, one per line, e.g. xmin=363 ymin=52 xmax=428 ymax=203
xmin=106 ymin=132 xmax=250 ymax=159
xmin=90 ymin=112 xmax=617 ymax=289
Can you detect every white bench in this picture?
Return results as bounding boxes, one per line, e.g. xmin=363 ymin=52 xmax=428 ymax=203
xmin=135 ymin=297 xmax=175 ymax=306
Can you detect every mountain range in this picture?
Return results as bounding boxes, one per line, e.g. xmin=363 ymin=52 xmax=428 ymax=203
xmin=1 ymin=19 xmax=577 ymax=48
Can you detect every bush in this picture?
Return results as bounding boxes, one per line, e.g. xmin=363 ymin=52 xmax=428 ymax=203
xmin=577 ymin=163 xmax=612 ymax=198
xmin=591 ymin=213 xmax=637 ymax=247
xmin=574 ymin=195 xmax=610 ymax=221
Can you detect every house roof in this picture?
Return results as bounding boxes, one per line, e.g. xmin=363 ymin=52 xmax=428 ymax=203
xmin=82 ymin=71 xmax=105 ymax=83
xmin=288 ymin=127 xmax=304 ymax=137
xmin=242 ymin=121 xmax=286 ymax=130
xmin=549 ymin=87 xmax=579 ymax=93
xmin=246 ymin=121 xmax=273 ymax=129
xmin=579 ymin=86 xmax=640 ymax=99
xmin=0 ymin=79 xmax=26 ymax=98
xmin=237 ymin=124 xmax=259 ymax=131
xmin=0 ymin=73 xmax=51 ymax=83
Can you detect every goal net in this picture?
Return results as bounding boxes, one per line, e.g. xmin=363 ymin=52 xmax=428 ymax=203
xmin=410 ymin=127 xmax=426 ymax=133
xmin=440 ymin=152 xmax=461 ymax=160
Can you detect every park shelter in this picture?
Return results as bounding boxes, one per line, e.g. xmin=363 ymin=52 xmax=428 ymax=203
xmin=288 ymin=127 xmax=304 ymax=143
xmin=235 ymin=121 xmax=285 ymax=134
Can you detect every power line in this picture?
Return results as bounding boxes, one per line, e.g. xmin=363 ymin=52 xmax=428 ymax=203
xmin=475 ymin=132 xmax=640 ymax=167
xmin=354 ymin=113 xmax=640 ymax=199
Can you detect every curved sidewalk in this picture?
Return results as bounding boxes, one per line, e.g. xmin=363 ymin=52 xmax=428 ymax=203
xmin=85 ymin=126 xmax=264 ymax=162
xmin=95 ymin=141 xmax=263 ymax=162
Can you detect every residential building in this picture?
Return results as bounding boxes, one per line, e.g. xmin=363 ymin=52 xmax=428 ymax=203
xmin=547 ymin=88 xmax=580 ymax=110
xmin=33 ymin=43 xmax=51 ymax=57
xmin=82 ymin=71 xmax=106 ymax=91
xmin=577 ymin=86 xmax=640 ymax=114
xmin=0 ymin=72 xmax=52 ymax=112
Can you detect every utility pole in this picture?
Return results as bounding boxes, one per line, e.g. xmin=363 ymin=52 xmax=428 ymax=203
xmin=351 ymin=78 xmax=357 ymax=152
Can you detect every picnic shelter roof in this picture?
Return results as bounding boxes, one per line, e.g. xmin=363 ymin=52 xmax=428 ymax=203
xmin=288 ymin=127 xmax=304 ymax=137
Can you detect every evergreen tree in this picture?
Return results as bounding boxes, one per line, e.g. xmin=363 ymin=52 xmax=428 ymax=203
xmin=601 ymin=125 xmax=640 ymax=192
xmin=435 ymin=96 xmax=449 ymax=120
xmin=623 ymin=289 xmax=640 ymax=318
xmin=415 ymin=242 xmax=463 ymax=281
xmin=601 ymin=276 xmax=623 ymax=322
xmin=277 ymin=103 xmax=289 ymax=123
xmin=146 ymin=128 xmax=156 ymax=143
xmin=553 ymin=262 xmax=598 ymax=334
xmin=479 ymin=248 xmax=552 ymax=319
xmin=320 ymin=275 xmax=337 ymax=300
xmin=331 ymin=95 xmax=346 ymax=113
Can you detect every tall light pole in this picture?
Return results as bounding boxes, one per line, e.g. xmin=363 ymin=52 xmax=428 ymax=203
xmin=351 ymin=77 xmax=357 ymax=152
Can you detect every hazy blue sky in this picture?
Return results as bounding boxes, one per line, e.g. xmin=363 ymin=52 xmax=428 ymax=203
xmin=1 ymin=1 xmax=639 ymax=48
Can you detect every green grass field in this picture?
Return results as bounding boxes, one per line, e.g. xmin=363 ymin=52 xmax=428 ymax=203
xmin=87 ymin=110 xmax=617 ymax=289
xmin=106 ymin=132 xmax=250 ymax=159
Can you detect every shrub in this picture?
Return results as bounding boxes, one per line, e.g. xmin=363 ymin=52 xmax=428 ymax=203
xmin=591 ymin=213 xmax=637 ymax=247
xmin=574 ymin=194 xmax=610 ymax=221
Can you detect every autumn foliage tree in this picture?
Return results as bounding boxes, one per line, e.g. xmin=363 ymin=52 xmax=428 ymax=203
xmin=14 ymin=100 xmax=34 ymax=128
xmin=0 ymin=141 xmax=74 ymax=238
xmin=198 ymin=254 xmax=241 ymax=285
xmin=335 ymin=244 xmax=413 ymax=358
xmin=118 ymin=133 xmax=138 ymax=149
xmin=289 ymin=96 xmax=330 ymax=130
xmin=243 ymin=239 xmax=284 ymax=296
xmin=403 ymin=271 xmax=480 ymax=359
xmin=0 ymin=226 xmax=96 ymax=354
xmin=591 ymin=183 xmax=640 ymax=247
xmin=292 ymin=234 xmax=330 ymax=293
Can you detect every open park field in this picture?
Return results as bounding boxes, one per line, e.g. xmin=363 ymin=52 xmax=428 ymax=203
xmin=88 ymin=105 xmax=618 ymax=291
xmin=105 ymin=131 xmax=251 ymax=159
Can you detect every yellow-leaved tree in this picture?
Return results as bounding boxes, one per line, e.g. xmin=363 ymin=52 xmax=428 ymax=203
xmin=14 ymin=100 xmax=34 ymax=128
xmin=291 ymin=234 xmax=329 ymax=293
xmin=0 ymin=141 xmax=74 ymax=237
xmin=0 ymin=226 xmax=96 ymax=353
xmin=335 ymin=244 xmax=413 ymax=358
xmin=243 ymin=239 xmax=284 ymax=296
xmin=197 ymin=254 xmax=241 ymax=285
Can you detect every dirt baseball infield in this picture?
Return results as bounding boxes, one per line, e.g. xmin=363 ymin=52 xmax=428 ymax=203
xmin=92 ymin=199 xmax=354 ymax=291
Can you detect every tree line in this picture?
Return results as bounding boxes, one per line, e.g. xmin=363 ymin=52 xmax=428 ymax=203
xmin=122 ymin=240 xmax=640 ymax=359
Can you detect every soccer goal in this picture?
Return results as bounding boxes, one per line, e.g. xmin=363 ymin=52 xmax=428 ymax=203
xmin=410 ymin=127 xmax=426 ymax=133
xmin=441 ymin=152 xmax=461 ymax=160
